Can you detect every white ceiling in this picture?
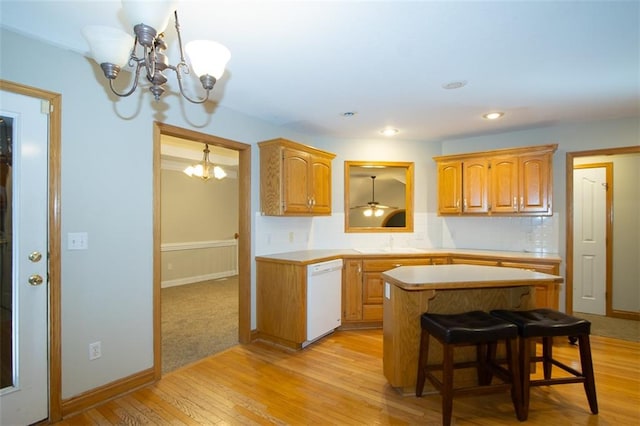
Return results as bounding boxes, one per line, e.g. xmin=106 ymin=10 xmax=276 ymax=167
xmin=1 ymin=0 xmax=638 ymax=142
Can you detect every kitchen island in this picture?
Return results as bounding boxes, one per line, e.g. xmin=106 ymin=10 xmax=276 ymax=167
xmin=381 ymin=264 xmax=563 ymax=393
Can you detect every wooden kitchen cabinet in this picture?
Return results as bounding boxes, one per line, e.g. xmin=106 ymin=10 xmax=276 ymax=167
xmin=259 ymin=138 xmax=336 ymax=216
xmin=341 ymin=256 xmax=431 ymax=328
xmin=256 ymin=259 xmax=306 ymax=348
xmin=437 ymin=160 xmax=463 ymax=214
xmin=434 ymin=144 xmax=556 ymax=216
xmin=462 ymin=157 xmax=490 ymax=213
xmin=491 ymin=152 xmax=552 ymax=214
xmin=342 ymin=259 xmax=363 ymax=322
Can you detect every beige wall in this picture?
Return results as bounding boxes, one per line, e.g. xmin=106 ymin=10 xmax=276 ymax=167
xmin=161 ymin=169 xmax=239 ymax=243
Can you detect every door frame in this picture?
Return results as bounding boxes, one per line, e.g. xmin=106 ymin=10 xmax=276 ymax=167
xmin=0 ymin=80 xmax=62 ymax=421
xmin=152 ymin=122 xmax=251 ymax=379
xmin=565 ymin=145 xmax=640 ymax=319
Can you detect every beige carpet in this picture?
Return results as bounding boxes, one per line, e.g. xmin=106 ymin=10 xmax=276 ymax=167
xmin=161 ymin=276 xmax=238 ymax=374
xmin=574 ymin=311 xmax=639 ymax=342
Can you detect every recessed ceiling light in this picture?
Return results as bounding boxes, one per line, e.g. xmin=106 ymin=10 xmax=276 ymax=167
xmin=380 ymin=128 xmax=399 ymax=136
xmin=442 ymin=80 xmax=467 ymax=90
xmin=341 ymin=111 xmax=357 ymax=117
xmin=482 ymin=111 xmax=505 ymax=120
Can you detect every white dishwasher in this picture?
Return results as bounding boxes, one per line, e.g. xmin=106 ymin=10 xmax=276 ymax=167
xmin=304 ymin=258 xmax=343 ymax=347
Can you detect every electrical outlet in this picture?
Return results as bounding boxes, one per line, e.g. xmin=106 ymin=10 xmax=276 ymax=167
xmin=289 ymin=232 xmax=294 ymax=243
xmin=89 ymin=341 xmax=101 ymax=360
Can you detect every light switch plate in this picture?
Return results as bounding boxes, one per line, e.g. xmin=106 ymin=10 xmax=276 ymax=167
xmin=68 ymin=232 xmax=88 ymax=250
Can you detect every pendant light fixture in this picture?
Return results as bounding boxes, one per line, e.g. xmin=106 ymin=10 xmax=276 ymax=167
xmin=183 ymin=144 xmax=226 ymax=181
xmin=352 ymin=176 xmax=395 ymax=217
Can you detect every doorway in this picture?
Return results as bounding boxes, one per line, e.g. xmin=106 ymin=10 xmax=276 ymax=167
xmin=160 ymin=136 xmax=239 ymax=372
xmin=566 ymin=146 xmax=640 ymax=320
xmin=152 ymin=122 xmax=251 ymax=379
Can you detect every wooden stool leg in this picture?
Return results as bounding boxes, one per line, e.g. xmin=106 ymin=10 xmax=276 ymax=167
xmin=506 ymin=337 xmax=525 ymax=421
xmin=578 ymin=334 xmax=599 ymax=414
xmin=542 ymin=336 xmax=553 ymax=379
xmin=416 ymin=330 xmax=430 ymax=397
xmin=477 ymin=342 xmax=490 ymax=385
xmin=520 ymin=337 xmax=531 ymax=421
xmin=442 ymin=344 xmax=455 ymax=426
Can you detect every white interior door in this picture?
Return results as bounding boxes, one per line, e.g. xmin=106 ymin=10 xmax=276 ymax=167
xmin=0 ymin=90 xmax=49 ymax=424
xmin=573 ymin=166 xmax=607 ymax=315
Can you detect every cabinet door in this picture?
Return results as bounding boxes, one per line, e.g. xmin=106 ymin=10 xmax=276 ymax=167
xmin=437 ymin=161 xmax=462 ymax=214
xmin=463 ymin=158 xmax=490 ymax=213
xmin=342 ymin=259 xmax=363 ymax=321
xmin=282 ymin=148 xmax=312 ymax=213
xmin=490 ymin=156 xmax=519 ymax=213
xmin=310 ymin=155 xmax=332 ymax=214
xmin=363 ymin=272 xmax=384 ymax=304
xmin=519 ymin=153 xmax=551 ymax=214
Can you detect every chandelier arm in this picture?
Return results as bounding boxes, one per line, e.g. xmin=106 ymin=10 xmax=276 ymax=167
xmin=108 ymin=61 xmax=145 ymax=98
xmin=172 ymin=65 xmax=210 ymax=104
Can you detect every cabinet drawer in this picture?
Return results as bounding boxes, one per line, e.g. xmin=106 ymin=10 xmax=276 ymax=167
xmin=362 ymin=257 xmax=430 ymax=272
xmin=501 ymin=261 xmax=559 ymax=275
xmin=450 ymin=257 xmax=499 ymax=266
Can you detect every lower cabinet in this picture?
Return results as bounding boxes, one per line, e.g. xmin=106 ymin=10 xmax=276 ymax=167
xmin=341 ymin=257 xmax=431 ymax=328
xmin=256 ymin=260 xmax=306 ymax=348
xmin=342 ymin=254 xmax=562 ymax=329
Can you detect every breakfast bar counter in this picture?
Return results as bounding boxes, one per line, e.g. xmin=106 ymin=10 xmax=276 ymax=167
xmin=381 ymin=264 xmax=563 ymax=393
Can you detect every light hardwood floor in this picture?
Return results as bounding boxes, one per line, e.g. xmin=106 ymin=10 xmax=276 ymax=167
xmin=56 ymin=329 xmax=639 ymax=425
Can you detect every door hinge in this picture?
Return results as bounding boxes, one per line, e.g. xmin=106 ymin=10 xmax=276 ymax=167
xmin=40 ymin=100 xmax=52 ymax=114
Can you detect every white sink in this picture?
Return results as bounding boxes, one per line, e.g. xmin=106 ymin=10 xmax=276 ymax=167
xmin=354 ymin=247 xmax=426 ymax=254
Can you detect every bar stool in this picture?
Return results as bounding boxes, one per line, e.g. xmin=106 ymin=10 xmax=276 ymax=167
xmin=490 ymin=308 xmax=598 ymax=420
xmin=416 ymin=310 xmax=525 ymax=425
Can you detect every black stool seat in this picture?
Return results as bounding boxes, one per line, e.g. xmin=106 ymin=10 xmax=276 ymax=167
xmin=490 ymin=308 xmax=598 ymax=420
xmin=490 ymin=308 xmax=590 ymax=338
xmin=421 ymin=310 xmax=519 ymax=344
xmin=416 ymin=310 xmax=524 ymax=425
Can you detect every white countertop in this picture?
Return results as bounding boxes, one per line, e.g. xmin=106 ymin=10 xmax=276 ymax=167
xmin=255 ymin=248 xmax=561 ymax=265
xmin=381 ymin=264 xmax=563 ymax=291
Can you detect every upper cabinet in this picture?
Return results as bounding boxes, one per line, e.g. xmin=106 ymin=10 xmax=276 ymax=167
xmin=434 ymin=144 xmax=557 ymax=216
xmin=259 ymin=138 xmax=336 ymax=216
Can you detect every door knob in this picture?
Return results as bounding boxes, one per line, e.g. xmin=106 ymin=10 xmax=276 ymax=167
xmin=29 ymin=251 xmax=43 ymax=262
xmin=28 ymin=274 xmax=44 ymax=286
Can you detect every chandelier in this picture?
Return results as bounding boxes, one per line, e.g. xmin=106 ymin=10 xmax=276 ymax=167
xmin=82 ymin=0 xmax=230 ymax=103
xmin=183 ymin=144 xmax=226 ymax=181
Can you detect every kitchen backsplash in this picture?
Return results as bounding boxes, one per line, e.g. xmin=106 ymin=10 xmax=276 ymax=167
xmin=255 ymin=212 xmax=559 ymax=255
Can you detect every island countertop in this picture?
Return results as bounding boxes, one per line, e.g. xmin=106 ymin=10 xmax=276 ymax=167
xmin=381 ymin=264 xmax=563 ymax=291
xmin=381 ymin=264 xmax=564 ymax=392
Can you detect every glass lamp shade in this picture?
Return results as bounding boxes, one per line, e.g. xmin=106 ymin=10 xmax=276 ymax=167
xmin=82 ymin=25 xmax=134 ymax=66
xmin=185 ymin=40 xmax=231 ymax=79
xmin=122 ymin=0 xmax=177 ymax=32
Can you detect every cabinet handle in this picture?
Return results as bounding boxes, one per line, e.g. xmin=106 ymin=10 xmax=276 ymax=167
xmin=456 ymin=199 xmax=460 ymax=209
xmin=520 ymin=196 xmax=524 ymax=210
xmin=463 ymin=198 xmax=467 ymax=210
xmin=513 ymin=196 xmax=517 ymax=211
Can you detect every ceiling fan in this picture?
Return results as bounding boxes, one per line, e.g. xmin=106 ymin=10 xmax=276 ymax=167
xmin=352 ymin=176 xmax=397 ymax=216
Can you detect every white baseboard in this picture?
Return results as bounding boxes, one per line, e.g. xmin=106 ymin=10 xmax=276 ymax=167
xmin=161 ymin=270 xmax=237 ymax=288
